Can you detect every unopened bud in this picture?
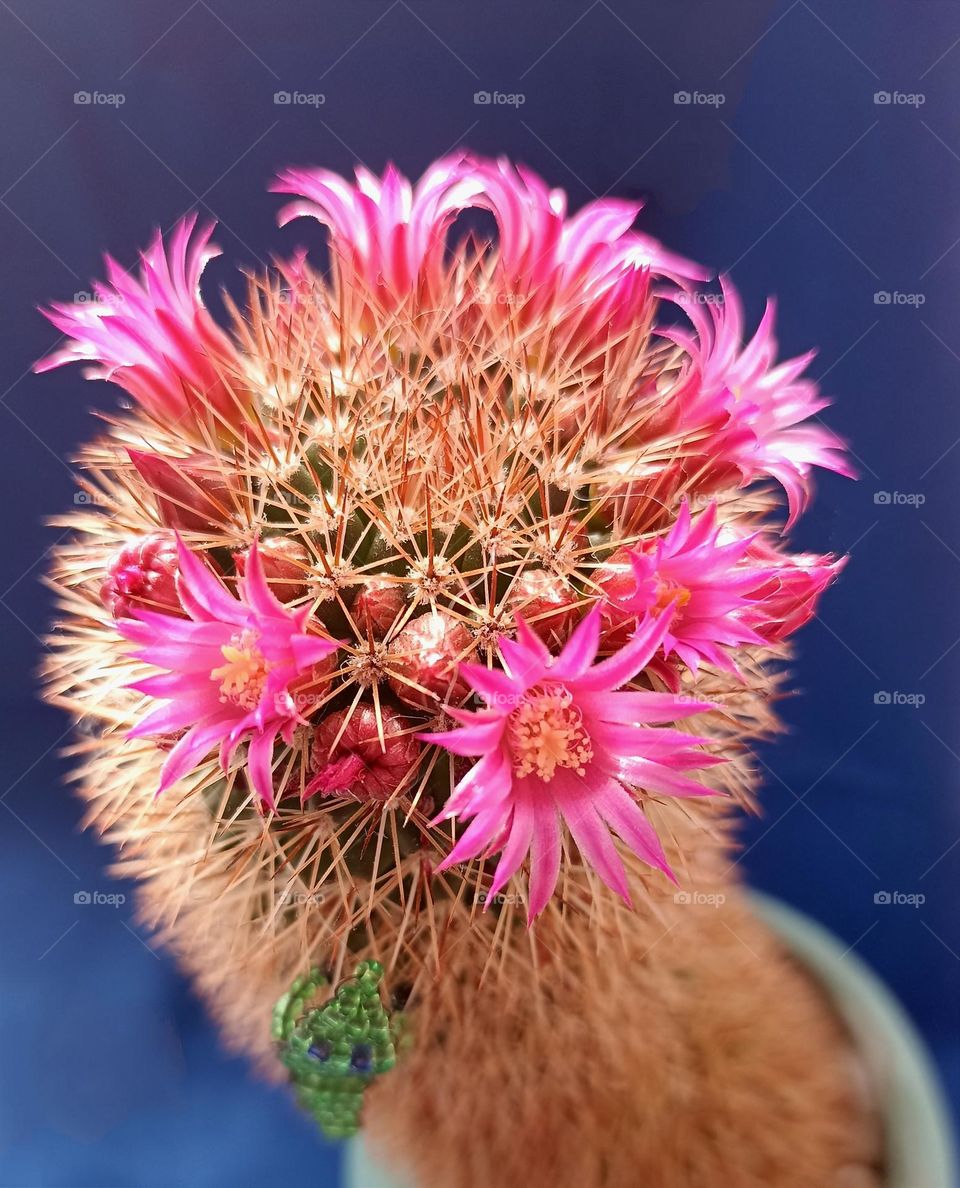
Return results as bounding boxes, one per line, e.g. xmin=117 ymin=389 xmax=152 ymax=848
xmin=101 ymin=533 xmax=181 ymax=618
xmin=388 ymin=610 xmax=473 ymax=710
xmin=128 ymin=449 xmax=236 ymax=533
xmin=351 ymin=577 xmax=406 ymax=638
xmin=305 ymin=704 xmax=422 ymax=801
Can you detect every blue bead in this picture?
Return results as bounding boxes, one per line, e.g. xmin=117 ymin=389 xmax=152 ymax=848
xmin=350 ymin=1043 xmax=373 ymax=1072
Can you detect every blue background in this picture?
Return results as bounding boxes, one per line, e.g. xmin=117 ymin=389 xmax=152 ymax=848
xmin=1 ymin=2 xmax=958 ymax=1184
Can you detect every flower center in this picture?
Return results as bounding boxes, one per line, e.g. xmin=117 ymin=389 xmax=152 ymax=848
xmin=211 ymin=630 xmax=272 ymax=710
xmin=506 ymin=686 xmax=593 ymax=782
xmin=654 ymin=580 xmax=691 ymax=613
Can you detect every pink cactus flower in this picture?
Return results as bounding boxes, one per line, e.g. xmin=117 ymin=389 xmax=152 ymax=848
xmin=468 ymin=156 xmax=707 ymax=294
xmin=603 ymin=501 xmax=767 ymax=675
xmin=741 ymin=537 xmax=846 ymax=643
xmin=35 ymin=216 xmax=251 ymax=437
xmin=272 ymin=154 xmax=485 ymax=308
xmin=421 ymin=605 xmax=720 ymax=920
xmin=466 ymin=157 xmax=707 ymax=364
xmin=662 ymin=276 xmax=854 ymax=525
xmin=271 ymin=154 xmax=707 ymax=347
xmin=117 ymin=538 xmax=339 ymax=809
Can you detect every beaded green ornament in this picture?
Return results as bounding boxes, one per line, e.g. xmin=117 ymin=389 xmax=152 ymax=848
xmin=272 ymin=960 xmax=400 ymax=1139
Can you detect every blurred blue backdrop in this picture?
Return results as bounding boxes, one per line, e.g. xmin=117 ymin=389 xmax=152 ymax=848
xmin=1 ymin=2 xmax=958 ymax=1184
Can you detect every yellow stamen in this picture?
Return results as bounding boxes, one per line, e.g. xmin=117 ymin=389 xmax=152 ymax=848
xmin=507 ymin=686 xmax=593 ymax=782
xmin=654 ymin=581 xmax=691 ymax=613
xmin=211 ymin=630 xmax=272 ymax=710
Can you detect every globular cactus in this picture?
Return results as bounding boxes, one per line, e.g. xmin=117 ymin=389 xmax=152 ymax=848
xmin=38 ymin=155 xmax=865 ymax=1186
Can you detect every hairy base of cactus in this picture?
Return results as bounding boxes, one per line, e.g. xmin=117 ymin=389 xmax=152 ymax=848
xmin=66 ymin=725 xmax=754 ymax=1076
xmin=363 ymin=891 xmax=882 ymax=1188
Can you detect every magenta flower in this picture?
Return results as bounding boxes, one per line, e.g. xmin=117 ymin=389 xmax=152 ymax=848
xmin=35 ymin=216 xmax=251 ymax=437
xmin=421 ymin=606 xmax=720 ymax=920
xmin=272 ymin=154 xmax=485 ymax=307
xmin=467 ymin=157 xmax=707 ymax=356
xmin=742 ymin=537 xmax=846 ymax=643
xmin=271 ymin=154 xmax=707 ymax=346
xmin=605 ymin=501 xmax=767 ymax=675
xmin=469 ymin=156 xmax=707 ymax=288
xmin=663 ymin=276 xmax=854 ymax=524
xmin=118 ymin=538 xmax=339 ymax=808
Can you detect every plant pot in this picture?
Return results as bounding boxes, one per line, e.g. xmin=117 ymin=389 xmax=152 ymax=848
xmin=344 ymin=893 xmax=957 ymax=1188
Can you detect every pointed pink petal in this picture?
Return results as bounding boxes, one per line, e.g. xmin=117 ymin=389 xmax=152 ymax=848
xmin=578 ymin=690 xmax=716 ymax=725
xmin=594 ymin=780 xmax=674 ymax=878
xmin=419 ymin=711 xmax=507 ymax=758
xmin=526 ymin=781 xmax=562 ymax=921
xmin=570 ymin=606 xmax=673 ymax=692
xmin=487 ymin=793 xmax=534 ymax=902
xmin=175 ymin=536 xmax=243 ymax=623
xmin=156 ymin=720 xmax=229 ymax=793
xmin=290 ymin=633 xmax=339 ymax=669
xmin=246 ymin=729 xmax=278 ymax=809
xmin=551 ymin=770 xmax=630 ymax=904
xmin=549 ymin=603 xmax=601 ymax=681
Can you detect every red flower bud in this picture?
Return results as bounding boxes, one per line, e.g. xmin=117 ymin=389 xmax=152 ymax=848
xmin=101 ymin=533 xmax=182 ymax=619
xmin=235 ymin=537 xmax=309 ymax=602
xmin=305 ymin=704 xmax=422 ymax=802
xmin=388 ymin=610 xmax=473 ymax=710
xmin=351 ymin=577 xmax=406 ymax=639
xmin=128 ymin=449 xmax=236 ymax=533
